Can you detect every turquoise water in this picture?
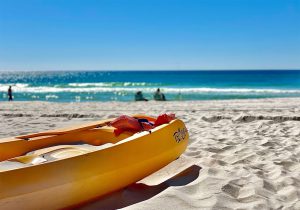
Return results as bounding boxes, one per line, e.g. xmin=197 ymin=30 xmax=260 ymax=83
xmin=1 ymin=70 xmax=300 ymax=102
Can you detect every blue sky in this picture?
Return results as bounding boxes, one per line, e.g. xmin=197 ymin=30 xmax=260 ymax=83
xmin=0 ymin=0 xmax=299 ymax=70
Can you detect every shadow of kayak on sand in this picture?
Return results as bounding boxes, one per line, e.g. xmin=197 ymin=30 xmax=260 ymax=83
xmin=78 ymin=165 xmax=201 ymax=210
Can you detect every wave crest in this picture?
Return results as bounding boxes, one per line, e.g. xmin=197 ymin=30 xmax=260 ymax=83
xmin=1 ymin=84 xmax=300 ymax=94
xmin=68 ymin=82 xmax=161 ymax=87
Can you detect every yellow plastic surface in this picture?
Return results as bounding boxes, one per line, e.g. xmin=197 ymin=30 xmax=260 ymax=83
xmin=0 ymin=115 xmax=188 ymax=210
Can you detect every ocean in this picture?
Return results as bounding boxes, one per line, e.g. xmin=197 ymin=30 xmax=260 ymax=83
xmin=1 ymin=70 xmax=300 ymax=102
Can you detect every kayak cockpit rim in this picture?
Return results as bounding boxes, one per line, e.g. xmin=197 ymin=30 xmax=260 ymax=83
xmin=0 ymin=118 xmax=177 ymax=172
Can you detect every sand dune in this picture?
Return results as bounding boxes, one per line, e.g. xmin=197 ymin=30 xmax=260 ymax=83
xmin=0 ymin=98 xmax=299 ymax=209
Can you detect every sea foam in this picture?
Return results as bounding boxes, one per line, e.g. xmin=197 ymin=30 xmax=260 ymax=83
xmin=1 ymin=84 xmax=300 ymax=94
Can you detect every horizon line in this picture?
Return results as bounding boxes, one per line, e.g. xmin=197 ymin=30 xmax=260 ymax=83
xmin=1 ymin=69 xmax=300 ymax=72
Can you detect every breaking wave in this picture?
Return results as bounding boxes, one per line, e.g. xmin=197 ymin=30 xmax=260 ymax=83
xmin=68 ymin=82 xmax=162 ymax=87
xmin=1 ymin=83 xmax=300 ymax=94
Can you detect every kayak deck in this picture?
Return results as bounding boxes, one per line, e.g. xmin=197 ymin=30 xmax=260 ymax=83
xmin=0 ymin=126 xmax=132 ymax=162
xmin=0 ymin=115 xmax=156 ymax=162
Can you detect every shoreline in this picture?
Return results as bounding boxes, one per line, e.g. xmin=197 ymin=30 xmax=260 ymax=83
xmin=0 ymin=98 xmax=299 ymax=209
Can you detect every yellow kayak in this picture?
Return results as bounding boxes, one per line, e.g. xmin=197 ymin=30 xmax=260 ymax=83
xmin=0 ymin=114 xmax=188 ymax=209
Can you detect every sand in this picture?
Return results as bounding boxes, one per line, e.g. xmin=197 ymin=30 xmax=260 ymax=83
xmin=0 ymin=98 xmax=300 ymax=210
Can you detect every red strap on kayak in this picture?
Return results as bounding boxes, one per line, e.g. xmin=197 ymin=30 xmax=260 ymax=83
xmin=154 ymin=113 xmax=176 ymax=126
xmin=111 ymin=114 xmax=175 ymax=136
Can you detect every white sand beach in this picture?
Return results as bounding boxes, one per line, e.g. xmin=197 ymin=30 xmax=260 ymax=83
xmin=0 ymin=98 xmax=300 ymax=209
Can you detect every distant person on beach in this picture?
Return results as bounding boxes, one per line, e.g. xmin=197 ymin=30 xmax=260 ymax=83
xmin=8 ymin=86 xmax=13 ymax=101
xmin=153 ymin=88 xmax=166 ymax=101
xmin=135 ymin=91 xmax=148 ymax=101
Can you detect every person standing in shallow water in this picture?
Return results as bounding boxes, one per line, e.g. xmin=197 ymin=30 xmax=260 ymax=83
xmin=8 ymin=86 xmax=13 ymax=101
